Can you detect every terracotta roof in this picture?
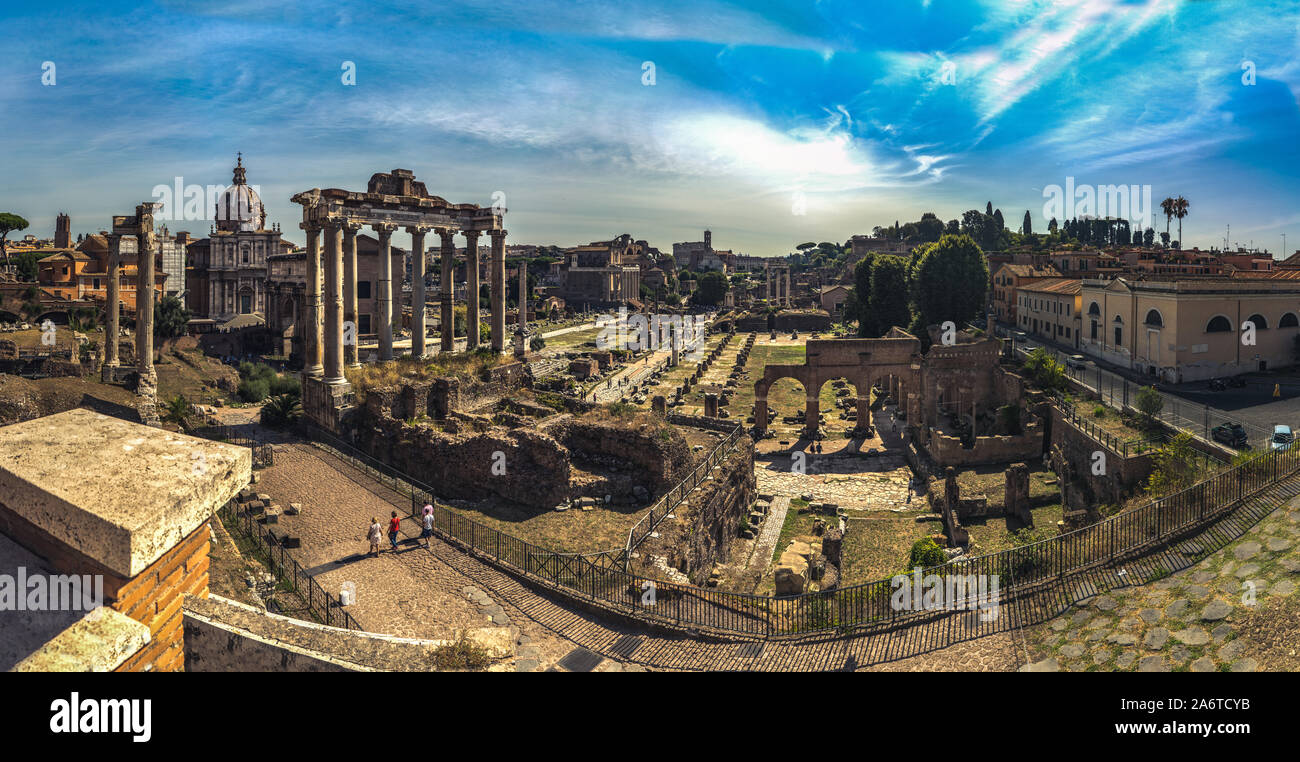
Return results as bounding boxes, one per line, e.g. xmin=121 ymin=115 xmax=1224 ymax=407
xmin=1019 ymin=277 xmax=1081 ymax=295
xmin=995 ymin=263 xmax=1063 ymax=278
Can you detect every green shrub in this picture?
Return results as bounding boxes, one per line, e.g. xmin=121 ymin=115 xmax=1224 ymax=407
xmin=238 ymin=378 xmax=270 ymax=403
xmin=908 ymin=537 xmax=946 ymax=570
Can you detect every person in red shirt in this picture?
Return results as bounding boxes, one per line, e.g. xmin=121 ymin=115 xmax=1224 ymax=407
xmin=387 ymin=511 xmax=402 ymax=552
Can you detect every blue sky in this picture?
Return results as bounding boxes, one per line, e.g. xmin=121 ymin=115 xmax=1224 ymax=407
xmin=3 ymin=0 xmax=1299 ymax=256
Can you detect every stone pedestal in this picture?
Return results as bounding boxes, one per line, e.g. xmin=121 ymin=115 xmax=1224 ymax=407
xmin=302 ymin=376 xmax=354 ymax=434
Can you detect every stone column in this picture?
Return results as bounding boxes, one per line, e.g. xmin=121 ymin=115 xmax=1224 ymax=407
xmin=755 ymin=396 xmax=768 ymax=434
xmin=438 ymin=228 xmax=456 ymax=352
xmin=489 ymin=229 xmax=507 ymax=353
xmin=856 ymin=395 xmax=870 ymax=430
xmin=804 ymin=392 xmax=820 ymax=438
xmin=518 ymin=259 xmax=528 ymax=332
xmin=323 ymin=221 xmax=345 ymax=384
xmin=407 ymin=226 xmax=430 ymax=359
xmin=463 ymin=230 xmax=481 ymax=349
xmin=343 ymin=222 xmax=361 ymax=366
xmin=784 ymin=269 xmax=792 ymax=307
xmin=301 ymin=223 xmax=323 ymax=377
xmin=135 ymin=206 xmax=156 ymax=385
xmin=104 ymin=235 xmax=121 ymax=376
xmin=375 ymin=222 xmax=397 ymax=362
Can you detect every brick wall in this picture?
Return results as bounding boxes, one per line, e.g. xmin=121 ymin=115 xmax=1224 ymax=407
xmin=113 ymin=522 xmax=211 ymax=672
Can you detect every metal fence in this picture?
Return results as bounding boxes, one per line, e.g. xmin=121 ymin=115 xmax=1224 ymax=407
xmin=402 ymin=428 xmax=1299 ymax=639
xmin=216 ymin=498 xmax=363 ymax=631
xmin=193 ymin=423 xmax=274 ymax=467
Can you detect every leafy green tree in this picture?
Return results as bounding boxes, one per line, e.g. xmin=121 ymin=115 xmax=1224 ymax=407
xmin=0 ymin=213 xmax=29 ymax=267
xmin=868 ymin=255 xmax=910 ymax=336
xmin=1135 ymin=385 xmax=1163 ymax=428
xmin=1022 ymin=347 xmax=1065 ymax=392
xmin=909 ymin=233 xmax=988 ymax=332
xmin=693 ymin=271 xmax=728 ymax=306
xmin=850 ymin=253 xmax=876 ymax=336
xmin=153 ymin=294 xmax=191 ymax=339
xmin=1145 ymin=432 xmax=1197 ymax=496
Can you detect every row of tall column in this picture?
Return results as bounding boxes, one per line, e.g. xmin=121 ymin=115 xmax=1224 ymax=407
xmin=302 ymin=221 xmax=510 ymax=384
xmin=102 ymin=203 xmax=157 ymax=386
xmin=766 ymin=267 xmax=791 ymax=307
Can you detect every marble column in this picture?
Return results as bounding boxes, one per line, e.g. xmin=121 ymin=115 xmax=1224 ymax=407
xmin=856 ymin=395 xmax=870 ymax=430
xmin=375 ymin=222 xmax=397 ymax=362
xmin=302 ymin=223 xmax=323 ymax=377
xmin=343 ymin=222 xmax=361 ymax=366
xmin=754 ymin=396 xmax=768 ymax=434
xmin=438 ymin=228 xmax=456 ymax=352
xmin=785 ymin=269 xmax=792 ymax=307
xmin=135 ymin=206 xmax=156 ymax=384
xmin=489 ymin=229 xmax=507 ymax=353
xmin=407 ymin=225 xmax=430 ymax=359
xmin=518 ymin=257 xmax=528 ymax=332
xmin=323 ymin=221 xmax=345 ymax=383
xmin=464 ymin=230 xmax=481 ymax=349
xmin=104 ymin=236 xmax=121 ymax=373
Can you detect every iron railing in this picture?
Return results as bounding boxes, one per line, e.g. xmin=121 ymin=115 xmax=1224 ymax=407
xmin=390 ymin=427 xmax=1297 ymax=639
xmin=217 ymin=498 xmax=363 ymax=631
xmin=193 ymin=423 xmax=274 ymax=467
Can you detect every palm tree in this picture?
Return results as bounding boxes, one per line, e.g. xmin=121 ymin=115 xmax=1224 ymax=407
xmin=162 ymin=394 xmax=189 ymax=426
xmin=1160 ymin=197 xmax=1176 ymax=246
xmin=1173 ymin=196 xmax=1189 ymax=249
xmin=260 ymin=393 xmax=302 ymax=428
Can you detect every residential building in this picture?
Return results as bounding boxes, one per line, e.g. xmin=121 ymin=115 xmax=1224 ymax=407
xmin=1016 ymin=278 xmax=1082 ymax=349
xmin=991 ymin=263 xmax=1062 ymax=323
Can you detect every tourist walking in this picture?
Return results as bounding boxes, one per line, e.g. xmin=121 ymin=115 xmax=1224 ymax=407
xmin=420 ymin=505 xmax=435 ymax=548
xmin=367 ymin=517 xmax=382 ymax=557
xmin=387 ymin=510 xmax=401 ymax=552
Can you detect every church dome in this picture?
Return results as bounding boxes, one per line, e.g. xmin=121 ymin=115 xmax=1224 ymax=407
xmin=215 ymin=154 xmax=266 ymax=232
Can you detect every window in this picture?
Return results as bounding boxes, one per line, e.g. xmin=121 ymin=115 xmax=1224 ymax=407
xmin=1114 ymin=325 xmax=1122 ymax=345
xmin=1247 ymin=313 xmax=1268 ymax=330
xmin=1090 ymin=320 xmax=1098 ymax=340
xmin=357 ymin=281 xmax=372 ymax=299
xmin=1144 ymin=309 xmax=1163 ymax=328
xmin=1088 ymin=302 xmax=1100 ymax=317
xmin=359 ymin=314 xmax=372 ymax=334
xmin=1281 ymin=312 xmax=1299 ymax=328
xmin=1205 ymin=315 xmax=1232 ymax=333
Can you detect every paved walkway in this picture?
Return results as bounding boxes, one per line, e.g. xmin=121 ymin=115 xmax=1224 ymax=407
xmin=244 ymin=437 xmax=1300 ymax=671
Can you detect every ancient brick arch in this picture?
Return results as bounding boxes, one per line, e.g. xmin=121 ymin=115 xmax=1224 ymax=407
xmin=754 ymin=336 xmax=923 ymax=437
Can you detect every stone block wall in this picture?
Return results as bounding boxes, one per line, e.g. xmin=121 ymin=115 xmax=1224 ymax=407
xmin=633 ymin=442 xmax=755 ymax=584
xmin=1049 ymin=406 xmax=1154 ymax=506
xmin=929 ymin=422 xmax=1044 ymax=467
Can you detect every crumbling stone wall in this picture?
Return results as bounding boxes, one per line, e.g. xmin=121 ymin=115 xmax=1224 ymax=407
xmin=352 ymin=409 xmax=572 ymax=508
xmin=348 ymin=383 xmax=695 ymax=509
xmin=552 ymin=418 xmax=692 ymax=490
xmin=1049 ymin=406 xmax=1154 ymax=507
xmin=929 ymin=421 xmax=1044 ymax=467
xmin=633 ymin=443 xmax=755 ymax=584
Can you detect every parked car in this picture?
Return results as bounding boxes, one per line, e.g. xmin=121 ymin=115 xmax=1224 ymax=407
xmin=1208 ymin=378 xmax=1227 ymax=391
xmin=1066 ymin=354 xmax=1088 ymax=370
xmin=1271 ymin=424 xmax=1293 ymax=451
xmin=1212 ymin=422 xmax=1249 ymax=448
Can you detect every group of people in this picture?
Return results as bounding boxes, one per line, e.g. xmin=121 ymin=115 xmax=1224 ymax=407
xmin=366 ymin=505 xmax=436 ymax=557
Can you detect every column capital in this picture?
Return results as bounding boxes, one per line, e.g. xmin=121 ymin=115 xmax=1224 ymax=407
xmin=405 ymin=224 xmax=433 ymax=236
xmin=299 ymin=221 xmax=320 ymax=232
xmin=322 ymin=217 xmax=345 ymax=232
xmin=488 ymin=229 xmax=508 ymax=239
xmin=342 ymin=220 xmax=364 ymax=233
xmin=373 ymin=222 xmax=398 ymax=236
